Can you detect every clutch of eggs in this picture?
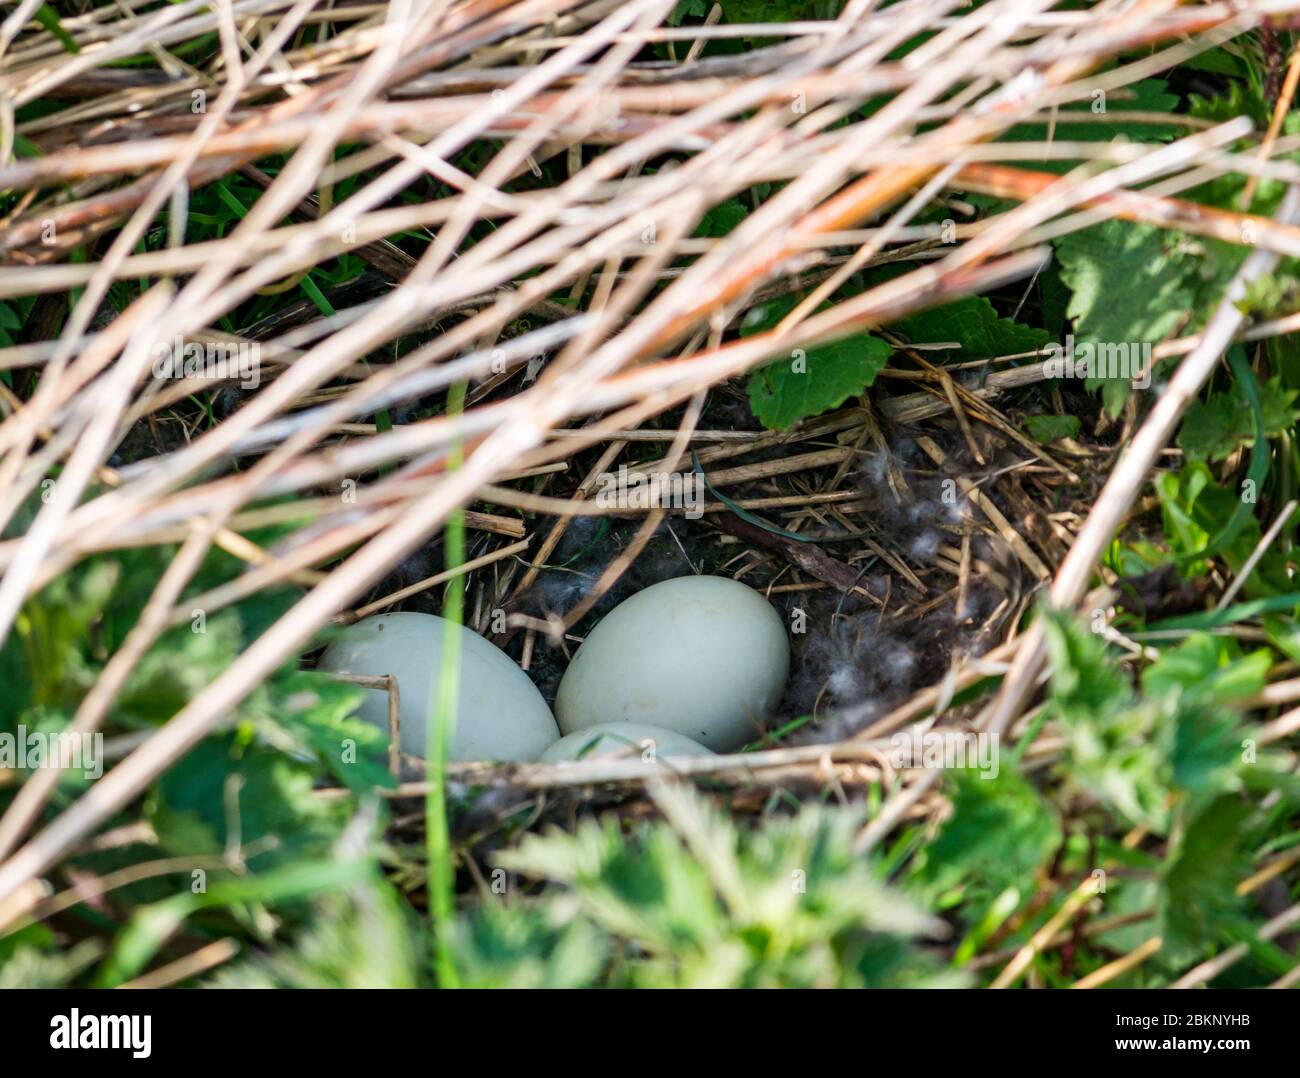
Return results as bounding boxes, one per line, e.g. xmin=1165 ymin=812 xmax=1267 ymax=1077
xmin=315 ymin=575 xmax=788 ymax=762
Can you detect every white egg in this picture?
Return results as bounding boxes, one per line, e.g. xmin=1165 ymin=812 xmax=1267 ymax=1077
xmin=555 ymin=575 xmax=789 ymax=751
xmin=540 ymin=722 xmax=714 ymax=763
xmin=317 ymin=611 xmax=559 ymax=761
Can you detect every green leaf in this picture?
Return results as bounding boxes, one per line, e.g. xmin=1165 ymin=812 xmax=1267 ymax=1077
xmin=719 ymin=0 xmax=823 ymax=16
xmin=746 ymin=335 xmax=890 ymax=430
xmin=497 ymin=788 xmax=958 ymax=987
xmin=1169 ymin=698 xmax=1248 ymax=809
xmin=1189 ymin=79 xmax=1271 ymax=130
xmin=717 ymin=0 xmax=825 ymax=37
xmin=1141 ymin=633 xmax=1271 ymax=705
xmin=34 ymin=4 xmax=80 ymax=54
xmin=1159 ymin=797 xmax=1253 ymax=968
xmin=3 ymin=536 xmax=299 ymax=733
xmin=741 ymin=289 xmax=891 ymax=431
xmin=451 ymin=901 xmax=610 ymax=989
xmin=1041 ymin=610 xmax=1171 ymax=829
xmin=1262 ymin=615 xmax=1300 ymax=665
xmin=118 ymin=615 xmax=247 ymax=722
xmin=738 ymin=294 xmax=889 ymax=430
xmin=6 ymin=560 xmax=119 ymax=723
xmin=891 ymin=294 xmax=1049 ymax=359
xmin=919 ymin=767 xmax=1061 ymax=895
xmin=1055 ymin=220 xmax=1193 ymax=340
xmin=1155 ymin=461 xmax=1289 ymax=594
xmin=1179 ymin=375 xmax=1299 ymax=462
xmin=695 ymin=198 xmax=747 ymax=238
xmin=0 ymin=941 xmax=100 ymax=989
xmin=1024 ymin=414 xmax=1080 ymax=443
xmin=147 ymin=735 xmax=349 ymax=869
xmin=995 ymin=79 xmax=1181 ymax=171
xmin=1041 ymin=607 xmax=1133 ymax=719
xmin=668 ymin=0 xmax=710 ymax=25
xmin=1041 ymin=610 xmax=1259 ymax=836
xmin=272 ymin=670 xmax=391 ymax=793
xmin=99 ymin=856 xmax=375 ymax=987
xmin=1233 ymin=271 xmax=1300 ymax=320
xmin=207 ymin=878 xmax=422 ymax=988
xmin=1054 ymin=220 xmax=1199 ymax=414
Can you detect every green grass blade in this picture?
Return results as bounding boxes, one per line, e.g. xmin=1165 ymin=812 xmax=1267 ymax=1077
xmin=35 ymin=4 xmax=79 ymax=53
xmin=428 ymin=381 xmax=467 ymax=988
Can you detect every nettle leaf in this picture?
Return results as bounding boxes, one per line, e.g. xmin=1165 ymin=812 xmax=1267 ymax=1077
xmin=747 ymin=336 xmax=890 ymax=430
xmin=0 ymin=940 xmax=100 ymax=989
xmin=668 ymin=0 xmax=710 ymax=26
xmin=1083 ymin=78 xmax=1181 ymax=139
xmin=1234 ymin=272 xmax=1300 ymax=320
xmin=1055 ymin=220 xmax=1195 ymax=340
xmin=119 ymin=615 xmax=246 ymax=723
xmin=1189 ymin=78 xmax=1272 ymax=130
xmin=996 ymin=79 xmax=1181 ymax=172
xmin=695 ymin=198 xmax=747 ymax=237
xmin=1159 ymin=796 xmax=1253 ymax=968
xmin=498 ymin=790 xmax=956 ymax=988
xmin=0 ymin=301 xmax=19 ymax=348
xmin=1041 ymin=611 xmax=1172 ymax=829
xmin=741 ymin=295 xmax=891 ymax=430
xmin=208 ymin=879 xmax=421 ymax=988
xmin=919 ymin=766 xmax=1061 ymax=896
xmin=891 ymin=294 xmax=1049 ymax=359
xmin=1041 ymin=608 xmax=1133 ymax=718
xmin=1178 ymin=376 xmax=1299 ymax=462
xmin=1140 ymin=640 xmax=1260 ymax=806
xmin=1169 ymin=697 xmax=1249 ymax=808
xmin=501 ymin=815 xmax=729 ymax=952
xmin=3 ymin=532 xmax=300 ymax=734
xmin=1054 ymin=220 xmax=1198 ymax=415
xmin=5 ymin=560 xmax=119 ymax=725
xmin=1024 ymin=414 xmax=1080 ymax=444
xmin=148 ymin=734 xmax=348 ymax=869
xmin=1141 ymin=633 xmax=1271 ymax=705
xmin=1042 ymin=611 xmax=1257 ymax=836
xmin=451 ymin=900 xmax=610 ymax=989
xmin=718 ymin=0 xmax=825 ymax=23
xmin=271 ymin=670 xmax=391 ymax=793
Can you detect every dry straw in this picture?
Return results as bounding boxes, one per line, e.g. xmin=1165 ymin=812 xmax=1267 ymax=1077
xmin=2 ymin=1 xmax=1300 ymax=988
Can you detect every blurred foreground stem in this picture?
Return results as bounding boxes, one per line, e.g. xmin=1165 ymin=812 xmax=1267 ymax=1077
xmin=428 ymin=381 xmax=467 ymax=988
